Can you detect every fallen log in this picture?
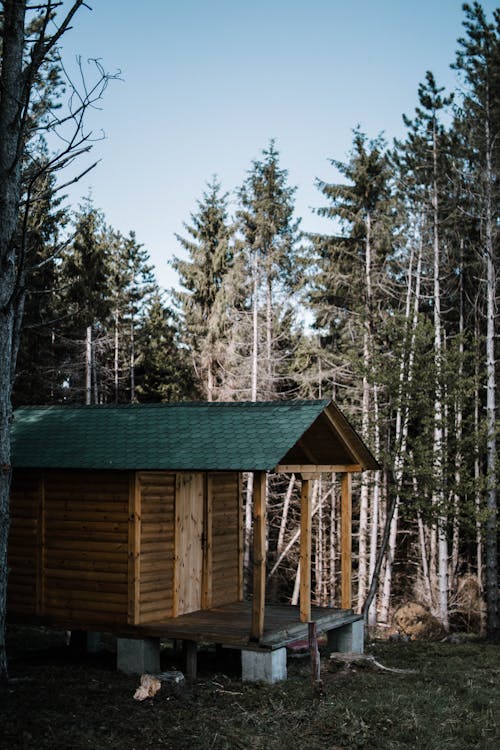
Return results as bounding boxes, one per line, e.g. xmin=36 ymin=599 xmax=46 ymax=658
xmin=329 ymin=652 xmax=417 ymax=674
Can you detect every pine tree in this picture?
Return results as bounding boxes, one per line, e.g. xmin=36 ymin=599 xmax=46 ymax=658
xmin=12 ymin=164 xmax=69 ymax=405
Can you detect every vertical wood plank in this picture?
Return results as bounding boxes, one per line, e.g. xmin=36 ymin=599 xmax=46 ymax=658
xmin=127 ymin=472 xmax=141 ymax=625
xmin=175 ymin=473 xmax=204 ymax=616
xmin=202 ymin=473 xmax=212 ymax=609
xmin=341 ymin=472 xmax=352 ymax=610
xmin=300 ymin=478 xmax=312 ymax=622
xmin=237 ymin=472 xmax=244 ymax=601
xmin=172 ymin=474 xmax=180 ymax=617
xmin=251 ymin=471 xmax=267 ymax=640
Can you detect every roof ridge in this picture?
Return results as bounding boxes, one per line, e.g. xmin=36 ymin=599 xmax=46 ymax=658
xmin=14 ymin=399 xmax=330 ymax=410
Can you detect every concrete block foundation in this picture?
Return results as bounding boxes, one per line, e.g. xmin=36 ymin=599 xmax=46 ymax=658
xmin=116 ymin=637 xmax=161 ymax=674
xmin=327 ymin=617 xmax=364 ymax=653
xmin=241 ymin=647 xmax=287 ymax=683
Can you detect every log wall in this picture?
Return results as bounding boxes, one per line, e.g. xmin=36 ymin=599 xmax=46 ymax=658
xmin=136 ymin=471 xmax=176 ymax=623
xmin=9 ymin=468 xmax=243 ymax=630
xmin=43 ymin=470 xmax=129 ymax=626
xmin=209 ymin=472 xmax=242 ymax=607
xmin=8 ymin=472 xmax=40 ymax=615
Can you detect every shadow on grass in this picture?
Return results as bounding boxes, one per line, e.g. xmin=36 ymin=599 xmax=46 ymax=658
xmin=1 ymin=626 xmax=499 ymax=749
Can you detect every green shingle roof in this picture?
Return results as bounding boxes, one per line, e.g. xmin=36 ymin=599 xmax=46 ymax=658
xmin=12 ymin=401 xmax=339 ymax=471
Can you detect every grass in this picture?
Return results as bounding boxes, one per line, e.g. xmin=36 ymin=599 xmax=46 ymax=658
xmin=1 ymin=626 xmax=499 ymax=749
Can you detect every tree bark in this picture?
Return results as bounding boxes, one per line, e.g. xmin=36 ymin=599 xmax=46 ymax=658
xmin=0 ymin=0 xmax=28 ymax=680
xmin=0 ymin=0 xmax=98 ymax=679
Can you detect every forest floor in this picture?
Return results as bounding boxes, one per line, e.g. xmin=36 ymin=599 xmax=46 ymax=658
xmin=1 ymin=625 xmax=499 ymax=750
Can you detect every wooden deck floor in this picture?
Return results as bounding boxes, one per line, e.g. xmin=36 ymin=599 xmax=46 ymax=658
xmin=133 ymin=601 xmax=361 ymax=650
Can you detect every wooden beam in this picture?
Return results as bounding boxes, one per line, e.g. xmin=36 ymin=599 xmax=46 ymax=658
xmin=36 ymin=472 xmax=45 ymax=616
xmin=341 ymin=472 xmax=352 ymax=610
xmin=275 ymin=464 xmax=361 ymax=474
xmin=128 ymin=472 xmax=141 ymax=625
xmin=300 ymin=478 xmax=312 ymax=622
xmin=251 ymin=471 xmax=267 ymax=640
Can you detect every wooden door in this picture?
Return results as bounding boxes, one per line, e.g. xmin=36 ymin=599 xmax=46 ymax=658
xmin=174 ymin=473 xmax=204 ymax=615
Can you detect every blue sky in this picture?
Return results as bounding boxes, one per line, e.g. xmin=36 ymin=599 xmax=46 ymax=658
xmin=58 ymin=0 xmax=499 ymax=290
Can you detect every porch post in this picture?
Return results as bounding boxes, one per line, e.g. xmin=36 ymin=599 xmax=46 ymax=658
xmin=299 ymin=478 xmax=312 ymax=622
xmin=341 ymin=472 xmax=352 ymax=610
xmin=251 ymin=471 xmax=267 ymax=640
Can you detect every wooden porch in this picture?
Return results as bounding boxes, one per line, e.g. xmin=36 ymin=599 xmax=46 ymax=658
xmin=123 ymin=600 xmax=362 ymax=650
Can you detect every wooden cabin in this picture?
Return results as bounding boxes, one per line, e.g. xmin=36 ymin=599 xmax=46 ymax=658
xmin=8 ymin=400 xmax=378 ymax=681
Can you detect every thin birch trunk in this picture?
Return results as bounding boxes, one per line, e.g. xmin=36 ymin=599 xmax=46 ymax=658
xmin=431 ymin=119 xmax=448 ymax=630
xmin=316 ymin=477 xmax=323 ymax=605
xmin=473 ymin=314 xmax=485 ymax=632
xmin=244 ymin=250 xmax=260 ymax=583
xmin=378 ymin=230 xmax=422 ymax=622
xmin=417 ymin=509 xmax=434 ymax=608
xmin=130 ymin=319 xmax=135 ymax=403
xmin=266 ymin=275 xmax=273 ymax=398
xmin=85 ymin=325 xmax=92 ymax=405
xmin=329 ymin=474 xmax=336 ymax=607
xmin=114 ymin=311 xmax=119 ymax=403
xmin=484 ymin=121 xmax=498 ymax=638
xmin=357 ymin=211 xmax=373 ymax=610
xmin=291 ymin=561 xmax=300 ymax=605
xmin=451 ymin=256 xmax=464 ymax=591
xmin=367 ymin=384 xmax=381 ymax=625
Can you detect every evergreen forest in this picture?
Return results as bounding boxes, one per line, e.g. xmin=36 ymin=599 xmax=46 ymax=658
xmin=3 ymin=2 xmax=500 ymax=640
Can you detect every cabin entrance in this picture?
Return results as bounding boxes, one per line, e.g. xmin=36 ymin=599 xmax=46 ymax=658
xmin=175 ymin=473 xmax=205 ymax=615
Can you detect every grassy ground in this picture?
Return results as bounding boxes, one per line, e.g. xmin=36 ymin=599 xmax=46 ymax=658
xmin=1 ymin=626 xmax=499 ymax=749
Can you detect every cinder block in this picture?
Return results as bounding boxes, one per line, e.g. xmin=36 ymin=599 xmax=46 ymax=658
xmin=327 ymin=618 xmax=364 ymax=654
xmin=86 ymin=632 xmax=101 ymax=654
xmin=116 ymin=637 xmax=161 ymax=674
xmin=241 ymin=647 xmax=287 ymax=683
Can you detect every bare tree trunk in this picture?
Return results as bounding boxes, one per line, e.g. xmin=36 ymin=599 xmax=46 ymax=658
xmin=451 ymin=263 xmax=464 ymax=591
xmin=329 ymin=474 xmax=337 ymax=607
xmin=484 ymin=129 xmax=498 ymax=638
xmin=0 ymin=0 xmax=108 ymax=681
xmin=431 ymin=124 xmax=448 ymax=630
xmin=378 ymin=232 xmax=422 ymax=622
xmin=316 ymin=477 xmax=323 ymax=605
xmin=114 ymin=311 xmax=119 ymax=403
xmin=130 ymin=320 xmax=135 ymax=403
xmin=367 ymin=385 xmax=381 ymax=625
xmin=266 ymin=276 xmax=273 ymax=398
xmin=357 ymin=211 xmax=373 ymax=610
xmin=85 ymin=328 xmax=92 ymax=404
xmin=243 ymin=251 xmax=260 ymax=583
xmin=0 ymin=0 xmax=32 ymax=681
xmin=417 ymin=508 xmax=434 ymax=608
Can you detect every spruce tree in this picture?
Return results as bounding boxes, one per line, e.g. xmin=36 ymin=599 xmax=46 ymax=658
xmin=236 ymin=140 xmax=301 ymax=400
xmin=453 ymin=1 xmax=500 ymax=639
xmin=172 ymin=177 xmax=234 ymax=401
xmin=135 ymin=291 xmax=196 ymax=402
xmin=59 ymin=200 xmax=111 ymax=403
xmin=307 ymin=128 xmax=394 ymax=611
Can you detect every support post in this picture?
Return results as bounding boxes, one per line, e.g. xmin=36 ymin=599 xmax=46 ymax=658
xmin=251 ymin=471 xmax=267 ymax=640
xmin=183 ymin=639 xmax=198 ymax=682
xmin=341 ymin=473 xmax=352 ymax=610
xmin=300 ymin=478 xmax=312 ymax=622
xmin=128 ymin=473 xmax=141 ymax=625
